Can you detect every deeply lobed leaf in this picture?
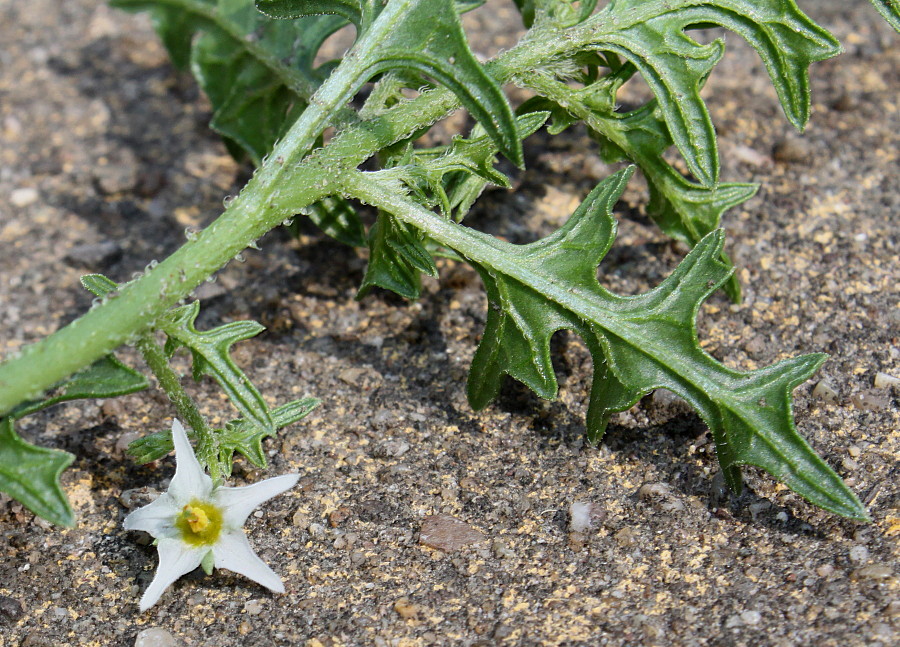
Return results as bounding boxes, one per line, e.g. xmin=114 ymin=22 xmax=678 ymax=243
xmin=459 ymin=168 xmax=865 ymax=520
xmin=0 ymin=356 xmax=149 ymax=526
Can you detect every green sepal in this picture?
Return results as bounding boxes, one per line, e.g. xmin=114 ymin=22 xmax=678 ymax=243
xmin=201 ymin=550 xmax=215 ymax=575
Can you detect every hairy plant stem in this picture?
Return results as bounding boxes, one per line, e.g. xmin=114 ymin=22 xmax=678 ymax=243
xmin=0 ymin=12 xmax=577 ymax=415
xmin=134 ymin=334 xmax=222 ymax=480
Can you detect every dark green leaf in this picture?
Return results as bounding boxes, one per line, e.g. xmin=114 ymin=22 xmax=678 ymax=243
xmin=358 ymin=210 xmax=436 ymax=300
xmin=260 ymin=0 xmax=523 ymax=166
xmin=0 ymin=418 xmax=75 ymax=527
xmin=520 ymin=77 xmax=754 ymax=301
xmin=10 ymin=356 xmax=149 ymax=419
xmin=159 ymin=302 xmax=274 ymax=434
xmin=113 ymin=0 xmax=348 ymax=164
xmin=303 ymin=196 xmax=367 ymax=247
xmin=349 ymin=164 xmax=867 ymax=519
xmin=0 ymin=354 xmax=148 ymax=526
xmin=560 ymin=0 xmax=841 ymax=186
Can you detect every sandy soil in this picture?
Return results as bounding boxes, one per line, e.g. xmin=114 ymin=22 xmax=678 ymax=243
xmin=0 ymin=1 xmax=897 ymax=645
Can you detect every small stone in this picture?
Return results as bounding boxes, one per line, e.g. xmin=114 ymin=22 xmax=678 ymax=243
xmin=725 ymin=614 xmax=743 ymax=629
xmin=393 ymin=597 xmax=419 ymax=620
xmin=614 ymin=527 xmax=639 ymax=547
xmin=10 ymin=187 xmax=38 ymax=208
xmin=848 ymin=445 xmax=861 ymax=458
xmin=292 ymin=509 xmax=308 ymax=527
xmin=64 ymin=241 xmax=123 ymax=269
xmin=851 ymin=391 xmax=889 ymax=411
xmin=372 ymin=438 xmax=411 ymax=459
xmin=842 ymin=457 xmax=860 ymax=472
xmin=93 ymin=151 xmax=139 ymax=195
xmin=568 ymin=501 xmax=604 ymax=533
xmin=243 ymin=599 xmax=263 ymax=615
xmin=772 ymin=136 xmax=811 ymax=163
xmin=739 ymin=610 xmax=761 ymax=626
xmin=238 ymin=621 xmax=252 ymax=635
xmin=419 ymin=514 xmax=485 ymax=552
xmin=0 ymin=595 xmax=24 ymax=623
xmin=350 ymin=550 xmax=367 ymax=567
xmin=852 ymin=564 xmax=893 ymax=581
xmin=816 ymin=564 xmax=835 ymax=577
xmin=831 ymin=92 xmax=856 ymax=112
xmin=308 ymin=523 xmax=326 ymax=540
xmin=134 ymin=628 xmax=178 ymax=647
xmin=328 ymin=506 xmax=352 ymax=527
xmin=812 ymin=380 xmax=839 ymax=403
xmin=874 ymin=372 xmax=900 ymax=388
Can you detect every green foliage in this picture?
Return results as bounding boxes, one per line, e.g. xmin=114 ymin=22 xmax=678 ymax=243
xmin=258 ymin=0 xmax=523 ymax=166
xmin=127 ymin=397 xmax=319 ymax=474
xmin=0 ymin=357 xmax=148 ymax=526
xmin=460 ymin=169 xmax=866 ymax=520
xmin=159 ymin=301 xmax=275 ymax=435
xmin=346 ymin=167 xmax=867 ymax=521
xmin=869 ymin=0 xmax=900 ymax=32
xmin=2 ymin=0 xmax=896 ymax=525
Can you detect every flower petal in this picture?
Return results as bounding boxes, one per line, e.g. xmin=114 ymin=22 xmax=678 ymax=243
xmin=214 ymin=473 xmax=299 ymax=528
xmin=212 ymin=530 xmax=285 ymax=593
xmin=168 ymin=419 xmax=213 ymax=504
xmin=123 ymin=493 xmax=179 ymax=539
xmin=139 ymin=538 xmax=206 ymax=612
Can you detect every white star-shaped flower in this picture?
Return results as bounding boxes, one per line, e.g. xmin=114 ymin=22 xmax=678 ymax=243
xmin=124 ymin=419 xmax=298 ymax=611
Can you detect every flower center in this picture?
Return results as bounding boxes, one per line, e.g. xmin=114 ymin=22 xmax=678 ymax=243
xmin=174 ymin=500 xmax=223 ymax=546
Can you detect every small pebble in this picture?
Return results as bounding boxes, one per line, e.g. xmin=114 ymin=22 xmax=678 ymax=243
xmin=842 ymin=457 xmax=860 ymax=472
xmin=393 ymin=597 xmax=418 ymax=620
xmin=848 ymin=445 xmax=861 ymax=458
xmin=64 ymin=241 xmax=123 ymax=269
xmin=874 ymin=372 xmax=900 ymax=388
xmin=0 ymin=595 xmax=24 ymax=623
xmin=10 ymin=187 xmax=38 ymax=207
xmin=773 ymin=136 xmax=811 ymax=163
xmin=292 ymin=509 xmax=308 ymax=527
xmin=812 ymin=380 xmax=839 ymax=403
xmin=134 ymin=628 xmax=178 ymax=647
xmin=740 ymin=610 xmax=762 ymax=626
xmin=350 ymin=550 xmax=367 ymax=567
xmin=852 ymin=564 xmax=893 ymax=581
xmin=849 ymin=545 xmax=870 ymax=564
xmin=419 ymin=514 xmax=485 ymax=552
xmin=568 ymin=501 xmax=604 ymax=533
xmin=238 ymin=621 xmax=252 ymax=635
xmin=816 ymin=564 xmax=835 ymax=577
xmin=308 ymin=523 xmax=326 ymax=541
xmin=243 ymin=600 xmax=263 ymax=615
xmin=851 ymin=391 xmax=889 ymax=411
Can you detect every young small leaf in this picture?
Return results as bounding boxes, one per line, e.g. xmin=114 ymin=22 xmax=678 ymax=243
xmin=0 ymin=418 xmax=75 ymax=528
xmin=0 ymin=354 xmax=147 ymax=526
xmin=159 ymin=302 xmax=275 ymax=434
xmin=127 ymin=398 xmax=320 ymax=471
xmin=358 ymin=210 xmax=437 ymax=300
